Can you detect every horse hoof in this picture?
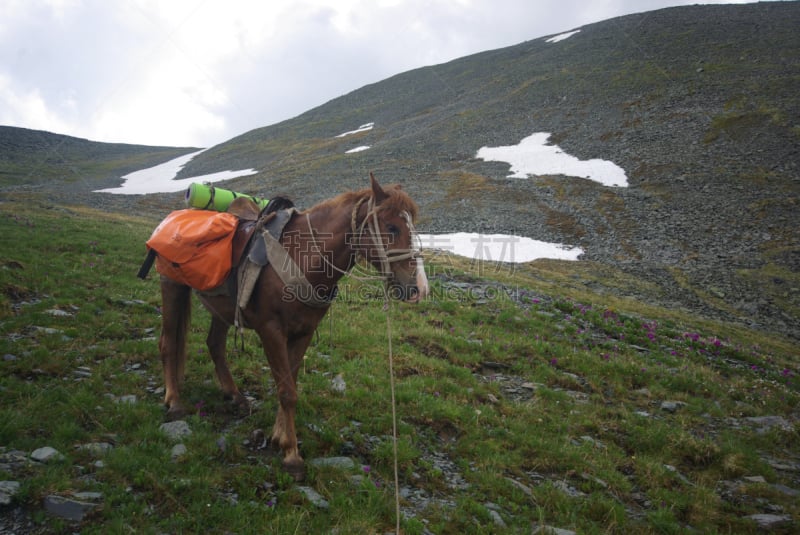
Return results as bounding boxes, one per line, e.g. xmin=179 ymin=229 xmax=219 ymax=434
xmin=165 ymin=404 xmax=192 ymax=422
xmin=225 ymin=394 xmax=251 ymax=415
xmin=282 ymin=460 xmax=306 ymax=482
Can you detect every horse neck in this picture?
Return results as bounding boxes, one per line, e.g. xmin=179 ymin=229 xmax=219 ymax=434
xmin=295 ymin=194 xmax=366 ymax=283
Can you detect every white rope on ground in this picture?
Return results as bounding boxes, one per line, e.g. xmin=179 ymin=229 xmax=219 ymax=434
xmin=385 ymin=297 xmax=402 ymax=534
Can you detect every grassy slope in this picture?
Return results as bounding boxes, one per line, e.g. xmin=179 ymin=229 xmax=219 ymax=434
xmin=1 ymin=202 xmax=797 ymax=534
xmin=0 ymin=126 xmax=197 ymax=189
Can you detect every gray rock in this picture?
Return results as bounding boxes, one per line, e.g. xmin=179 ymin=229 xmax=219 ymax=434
xmin=30 ymin=447 xmax=64 ymax=463
xmin=484 ymin=503 xmax=507 ymax=528
xmin=159 ymin=420 xmax=192 ymax=441
xmin=771 ymin=483 xmax=800 ymax=497
xmin=43 ymin=495 xmax=98 ymax=521
xmin=579 ymin=435 xmax=606 ymax=449
xmin=33 ymin=326 xmax=62 ymax=336
xmin=552 ymin=480 xmax=584 ymax=498
xmin=171 ymin=444 xmax=188 ymax=460
xmin=532 ymin=526 xmax=578 ymax=535
xmin=46 ymin=309 xmax=72 ymax=317
xmin=488 ymin=508 xmax=506 ymax=527
xmin=742 ymin=416 xmax=794 ymax=434
xmin=330 ymin=373 xmax=346 ymax=394
xmin=78 ymin=442 xmax=113 ymax=457
xmin=116 ymin=394 xmax=137 ymax=404
xmin=73 ymin=492 xmax=103 ymax=502
xmin=660 ymin=400 xmax=687 ymax=413
xmin=0 ymin=481 xmax=21 ymax=505
xmin=746 ymin=513 xmax=792 ymax=530
xmin=73 ymin=367 xmax=92 ymax=378
xmin=297 ymin=486 xmax=329 ymax=509
xmin=504 ymin=477 xmax=533 ymax=497
xmin=309 ymin=456 xmax=355 ymax=470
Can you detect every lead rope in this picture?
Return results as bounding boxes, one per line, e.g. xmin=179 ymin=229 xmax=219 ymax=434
xmin=384 ymin=294 xmax=401 ymax=533
xmin=314 ymin=195 xmax=405 ymax=529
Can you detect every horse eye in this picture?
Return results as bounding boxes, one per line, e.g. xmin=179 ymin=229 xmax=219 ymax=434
xmin=386 ymin=224 xmax=400 ymax=237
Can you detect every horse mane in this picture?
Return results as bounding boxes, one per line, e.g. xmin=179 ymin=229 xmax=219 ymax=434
xmin=312 ymin=184 xmax=419 ymax=221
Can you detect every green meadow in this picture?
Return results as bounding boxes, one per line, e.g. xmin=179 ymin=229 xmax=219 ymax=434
xmin=1 ymin=202 xmax=797 ymax=534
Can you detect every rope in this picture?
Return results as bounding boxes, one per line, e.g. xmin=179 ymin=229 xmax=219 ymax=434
xmin=385 ymin=296 xmax=401 ymax=533
xmin=203 ymin=184 xmax=216 ymax=210
xmin=306 ymin=192 xmax=412 ymax=529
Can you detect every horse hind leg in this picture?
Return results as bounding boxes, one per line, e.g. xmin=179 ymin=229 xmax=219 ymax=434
xmin=207 ymin=316 xmax=249 ymax=414
xmin=159 ymin=278 xmax=193 ymax=421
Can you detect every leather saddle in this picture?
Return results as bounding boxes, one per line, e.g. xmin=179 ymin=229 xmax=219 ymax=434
xmin=229 ymin=195 xmax=295 ymax=268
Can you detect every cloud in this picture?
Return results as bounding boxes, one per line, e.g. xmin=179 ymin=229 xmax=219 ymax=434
xmin=0 ymin=0 xmax=773 ymax=147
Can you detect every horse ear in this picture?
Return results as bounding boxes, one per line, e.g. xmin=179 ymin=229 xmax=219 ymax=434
xmin=370 ymin=172 xmax=388 ymax=202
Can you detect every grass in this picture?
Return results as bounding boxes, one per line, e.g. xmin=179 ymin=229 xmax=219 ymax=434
xmin=1 ymin=200 xmax=798 ymax=534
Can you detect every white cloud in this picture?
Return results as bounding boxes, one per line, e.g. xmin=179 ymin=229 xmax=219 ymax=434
xmin=0 ymin=0 xmax=775 ymax=147
xmin=0 ymin=74 xmax=73 ymax=134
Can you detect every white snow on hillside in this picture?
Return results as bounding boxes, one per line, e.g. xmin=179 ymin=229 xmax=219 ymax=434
xmin=94 ymin=149 xmax=257 ymax=194
xmin=545 ymin=29 xmax=581 ymax=43
xmin=476 ymin=132 xmax=628 ymax=187
xmin=419 ymin=232 xmax=583 ymax=263
xmin=93 ymin=123 xmax=601 ymax=261
xmin=335 ymin=122 xmax=375 ymax=138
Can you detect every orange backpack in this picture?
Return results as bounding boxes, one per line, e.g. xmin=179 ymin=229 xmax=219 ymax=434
xmin=146 ymin=209 xmax=239 ymax=290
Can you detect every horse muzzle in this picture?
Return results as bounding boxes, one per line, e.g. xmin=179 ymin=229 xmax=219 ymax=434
xmin=388 ymin=258 xmax=429 ymax=303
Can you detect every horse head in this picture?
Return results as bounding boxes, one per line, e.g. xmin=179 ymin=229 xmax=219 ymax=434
xmin=357 ymin=173 xmax=429 ymax=303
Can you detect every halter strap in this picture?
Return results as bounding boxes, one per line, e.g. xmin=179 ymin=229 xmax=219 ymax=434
xmin=347 ymin=195 xmax=421 ymax=280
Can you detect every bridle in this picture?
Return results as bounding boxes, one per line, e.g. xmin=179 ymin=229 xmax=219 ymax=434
xmin=304 ymin=194 xmax=422 ymax=283
xmin=350 ymin=195 xmax=422 ymax=280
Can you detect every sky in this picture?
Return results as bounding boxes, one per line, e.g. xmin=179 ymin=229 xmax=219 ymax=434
xmin=0 ymin=0 xmax=765 ymax=148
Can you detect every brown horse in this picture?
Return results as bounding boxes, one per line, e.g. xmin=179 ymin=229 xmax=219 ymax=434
xmin=157 ymin=174 xmax=428 ymax=479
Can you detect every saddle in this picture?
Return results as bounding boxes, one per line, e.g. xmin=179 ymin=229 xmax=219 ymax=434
xmin=228 ymin=195 xmax=296 ymax=266
xmin=226 ymin=195 xmax=337 ymax=329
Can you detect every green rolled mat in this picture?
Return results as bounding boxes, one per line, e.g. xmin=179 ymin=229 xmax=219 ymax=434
xmin=185 ymin=182 xmax=269 ymax=212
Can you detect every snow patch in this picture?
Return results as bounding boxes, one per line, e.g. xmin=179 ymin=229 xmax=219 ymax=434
xmin=335 ymin=122 xmax=374 ymax=138
xmin=419 ymin=233 xmax=583 ymax=263
xmin=346 ymin=145 xmax=371 ymax=154
xmin=545 ymin=30 xmax=581 ymax=43
xmin=94 ymin=149 xmax=257 ymax=194
xmin=476 ymin=132 xmax=628 ymax=187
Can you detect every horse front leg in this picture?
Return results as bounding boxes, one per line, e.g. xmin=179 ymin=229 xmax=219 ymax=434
xmin=207 ymin=316 xmax=249 ymax=414
xmin=159 ymin=278 xmax=193 ymax=421
xmin=258 ymin=326 xmax=305 ymax=481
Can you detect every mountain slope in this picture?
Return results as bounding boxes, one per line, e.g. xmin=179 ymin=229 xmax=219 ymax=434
xmin=0 ymin=125 xmax=197 ymax=190
xmin=184 ymin=2 xmax=799 ymax=337
xmin=1 ymin=3 xmax=797 ymax=338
